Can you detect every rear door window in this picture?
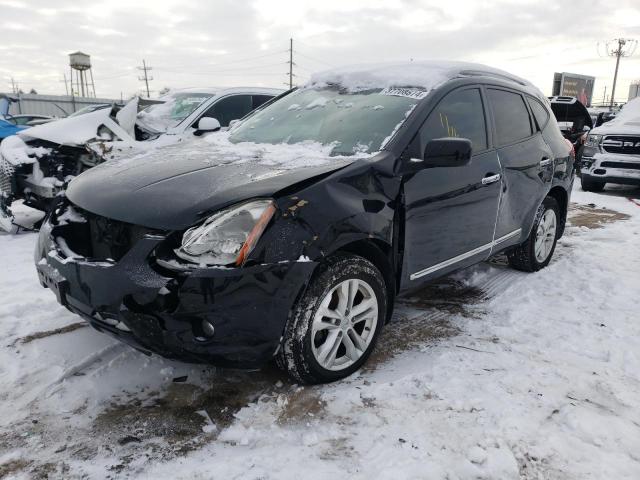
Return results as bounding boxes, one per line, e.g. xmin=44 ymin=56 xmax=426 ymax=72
xmin=201 ymin=95 xmax=253 ymax=127
xmin=420 ymin=88 xmax=487 ymax=151
xmin=487 ymin=89 xmax=533 ymax=145
xmin=252 ymin=95 xmax=273 ymax=109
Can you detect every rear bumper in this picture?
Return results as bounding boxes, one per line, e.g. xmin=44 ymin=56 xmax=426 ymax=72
xmin=581 ymin=152 xmax=640 ymax=185
xmin=35 ymin=221 xmax=317 ymax=368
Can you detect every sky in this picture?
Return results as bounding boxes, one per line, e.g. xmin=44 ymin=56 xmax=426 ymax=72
xmin=1 ymin=0 xmax=639 ymax=104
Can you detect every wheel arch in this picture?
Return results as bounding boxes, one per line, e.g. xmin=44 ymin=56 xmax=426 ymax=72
xmin=547 ymin=185 xmax=568 ymax=237
xmin=335 ymin=238 xmax=396 ymax=323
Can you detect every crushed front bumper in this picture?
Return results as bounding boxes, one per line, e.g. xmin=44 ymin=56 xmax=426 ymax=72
xmin=35 ymin=220 xmax=317 ymax=368
xmin=581 ymin=152 xmax=640 ymax=186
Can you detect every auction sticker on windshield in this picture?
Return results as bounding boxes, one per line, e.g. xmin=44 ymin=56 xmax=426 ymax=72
xmin=380 ymin=87 xmax=428 ymax=99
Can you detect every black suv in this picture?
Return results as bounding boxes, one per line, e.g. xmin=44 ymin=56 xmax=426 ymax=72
xmin=35 ymin=62 xmax=574 ymax=384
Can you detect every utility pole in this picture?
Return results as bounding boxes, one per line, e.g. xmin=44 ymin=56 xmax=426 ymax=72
xmin=9 ymin=77 xmax=18 ymax=94
xmin=603 ymin=38 xmax=637 ymax=108
xmin=288 ymin=38 xmax=294 ymax=89
xmin=137 ymin=59 xmax=153 ymax=97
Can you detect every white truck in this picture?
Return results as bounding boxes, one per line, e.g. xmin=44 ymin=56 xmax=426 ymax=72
xmin=580 ymin=97 xmax=640 ymax=192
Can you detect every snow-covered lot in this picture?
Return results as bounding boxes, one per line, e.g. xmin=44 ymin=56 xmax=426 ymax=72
xmin=1 ymin=183 xmax=639 ymax=479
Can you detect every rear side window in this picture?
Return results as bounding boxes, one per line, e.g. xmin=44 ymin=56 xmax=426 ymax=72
xmin=527 ymin=97 xmax=550 ymax=130
xmin=420 ymin=88 xmax=487 ymax=151
xmin=252 ymin=95 xmax=273 ymax=109
xmin=487 ymin=89 xmax=533 ymax=145
xmin=201 ymin=95 xmax=253 ymax=127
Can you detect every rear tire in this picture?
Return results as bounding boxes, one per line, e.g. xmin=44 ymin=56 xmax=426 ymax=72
xmin=580 ymin=175 xmax=605 ymax=192
xmin=507 ymin=196 xmax=560 ymax=272
xmin=276 ymin=253 xmax=386 ymax=384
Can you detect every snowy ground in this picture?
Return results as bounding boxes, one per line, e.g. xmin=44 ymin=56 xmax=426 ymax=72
xmin=1 ymin=183 xmax=639 ymax=479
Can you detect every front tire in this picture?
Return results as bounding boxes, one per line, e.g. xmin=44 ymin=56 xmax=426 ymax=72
xmin=507 ymin=196 xmax=560 ymax=272
xmin=277 ymin=253 xmax=386 ymax=384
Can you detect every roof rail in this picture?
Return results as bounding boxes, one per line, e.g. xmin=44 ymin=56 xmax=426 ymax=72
xmin=459 ymin=69 xmax=528 ymax=86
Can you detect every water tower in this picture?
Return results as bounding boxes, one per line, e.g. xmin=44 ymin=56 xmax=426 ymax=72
xmin=69 ymin=51 xmax=96 ymax=98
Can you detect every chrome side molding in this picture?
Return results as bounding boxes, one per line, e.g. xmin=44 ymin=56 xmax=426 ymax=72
xmin=410 ymin=228 xmax=522 ymax=280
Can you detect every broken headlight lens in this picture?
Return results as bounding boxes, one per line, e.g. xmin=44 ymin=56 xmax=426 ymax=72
xmin=176 ymin=199 xmax=276 ymax=266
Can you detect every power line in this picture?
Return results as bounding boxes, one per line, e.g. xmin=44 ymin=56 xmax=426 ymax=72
xmin=293 ymin=49 xmax=335 ymax=68
xmin=155 ymin=61 xmax=287 ymax=75
xmin=154 ymin=49 xmax=287 ymax=70
xmin=137 ymin=59 xmax=153 ymax=97
xmin=153 ymin=71 xmax=285 ymax=77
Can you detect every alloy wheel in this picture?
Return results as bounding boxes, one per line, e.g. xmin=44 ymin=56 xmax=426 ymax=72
xmin=310 ymin=278 xmax=379 ymax=371
xmin=534 ymin=209 xmax=557 ymax=263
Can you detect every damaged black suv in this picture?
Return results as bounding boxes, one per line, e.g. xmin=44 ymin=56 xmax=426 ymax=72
xmin=35 ymin=62 xmax=574 ymax=384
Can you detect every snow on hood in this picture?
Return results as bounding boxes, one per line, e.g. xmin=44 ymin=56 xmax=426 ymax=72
xmin=591 ymin=97 xmax=640 ymax=135
xmin=66 ymin=132 xmax=363 ymax=230
xmin=17 ymin=107 xmax=119 ymax=146
xmin=308 ymin=60 xmax=534 ymax=93
xmin=0 ymin=134 xmax=52 ymax=166
xmin=106 ymin=130 xmax=367 ymax=172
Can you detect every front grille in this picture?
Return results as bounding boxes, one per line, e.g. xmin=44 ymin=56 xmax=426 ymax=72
xmin=87 ymin=212 xmax=158 ymax=261
xmin=600 ymin=161 xmax=640 ymax=171
xmin=0 ymin=154 xmax=16 ymax=195
xmin=54 ymin=205 xmax=162 ymax=262
xmin=602 ymin=136 xmax=640 ymax=155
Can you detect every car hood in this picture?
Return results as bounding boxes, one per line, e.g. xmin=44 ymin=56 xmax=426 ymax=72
xmin=17 ymin=98 xmax=143 ymax=147
xmin=17 ymin=106 xmax=136 ymax=147
xmin=66 ymin=136 xmax=357 ymax=230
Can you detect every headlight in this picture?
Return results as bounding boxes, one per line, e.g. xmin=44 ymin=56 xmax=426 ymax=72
xmin=584 ymin=134 xmax=602 ymax=149
xmin=176 ymin=199 xmax=276 ymax=266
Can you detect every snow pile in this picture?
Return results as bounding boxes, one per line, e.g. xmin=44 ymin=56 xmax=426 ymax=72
xmin=308 ymin=60 xmax=535 ymax=93
xmin=0 ymin=134 xmax=51 ymax=166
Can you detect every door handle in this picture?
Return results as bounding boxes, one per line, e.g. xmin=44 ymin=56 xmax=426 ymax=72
xmin=539 ymin=158 xmax=552 ymax=167
xmin=482 ymin=173 xmax=501 ymax=185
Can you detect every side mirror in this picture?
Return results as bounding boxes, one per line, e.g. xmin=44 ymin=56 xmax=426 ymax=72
xmin=195 ymin=117 xmax=221 ymax=134
xmin=423 ymin=137 xmax=472 ymax=167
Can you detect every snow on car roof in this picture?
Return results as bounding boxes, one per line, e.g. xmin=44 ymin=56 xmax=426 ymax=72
xmin=307 ymin=60 xmax=535 ymax=93
xmin=592 ymin=97 xmax=640 ymax=135
xmin=614 ymin=96 xmax=640 ymax=123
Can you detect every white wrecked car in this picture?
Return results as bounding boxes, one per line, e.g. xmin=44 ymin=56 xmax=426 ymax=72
xmin=0 ymin=87 xmax=282 ymax=231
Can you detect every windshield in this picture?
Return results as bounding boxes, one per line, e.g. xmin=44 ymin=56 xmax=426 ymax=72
xmin=136 ymin=92 xmax=215 ymax=133
xmin=228 ymin=87 xmax=422 ymax=156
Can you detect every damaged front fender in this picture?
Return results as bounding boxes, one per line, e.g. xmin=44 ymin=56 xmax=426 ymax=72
xmin=253 ymin=154 xmax=402 ymax=267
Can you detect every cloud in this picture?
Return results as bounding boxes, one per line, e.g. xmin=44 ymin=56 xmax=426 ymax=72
xmin=0 ymin=0 xmax=638 ymax=102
